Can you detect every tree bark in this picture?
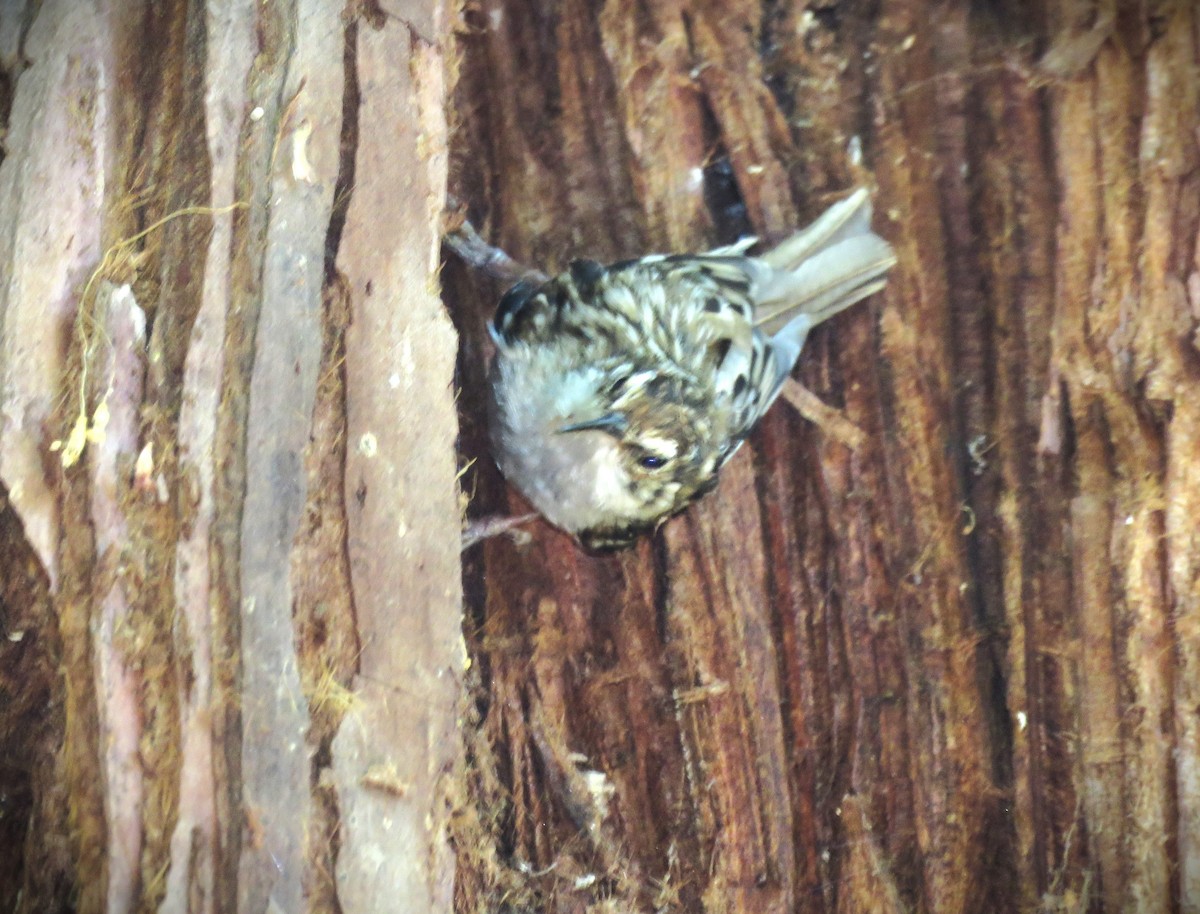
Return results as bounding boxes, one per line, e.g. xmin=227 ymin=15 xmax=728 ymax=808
xmin=0 ymin=1 xmax=460 ymax=912
xmin=3 ymin=1 xmax=1199 ymax=914
xmin=447 ymin=2 xmax=1200 ymax=913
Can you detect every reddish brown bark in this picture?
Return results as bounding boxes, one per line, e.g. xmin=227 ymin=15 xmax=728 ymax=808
xmin=447 ymin=2 xmax=1200 ymax=913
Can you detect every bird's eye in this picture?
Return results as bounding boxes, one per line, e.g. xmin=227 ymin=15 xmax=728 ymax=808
xmin=638 ymin=454 xmax=668 ymax=470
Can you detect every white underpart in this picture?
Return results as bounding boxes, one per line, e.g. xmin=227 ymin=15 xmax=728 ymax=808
xmin=491 ymin=358 xmax=642 ymax=533
xmin=506 ymin=428 xmax=642 ymax=534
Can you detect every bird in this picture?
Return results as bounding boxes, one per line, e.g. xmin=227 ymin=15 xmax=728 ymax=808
xmin=486 ymin=188 xmax=896 ymax=550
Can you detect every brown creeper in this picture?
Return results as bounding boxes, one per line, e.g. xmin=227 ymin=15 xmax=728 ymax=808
xmin=487 ymin=189 xmax=896 ymax=550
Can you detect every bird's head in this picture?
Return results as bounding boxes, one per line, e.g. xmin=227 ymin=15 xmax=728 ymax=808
xmin=552 ymin=369 xmax=723 ymax=547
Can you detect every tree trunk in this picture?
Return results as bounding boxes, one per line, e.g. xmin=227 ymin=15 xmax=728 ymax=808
xmin=447 ymin=2 xmax=1200 ymax=914
xmin=0 ymin=1 xmax=460 ymax=912
xmin=3 ymin=1 xmax=1199 ymax=914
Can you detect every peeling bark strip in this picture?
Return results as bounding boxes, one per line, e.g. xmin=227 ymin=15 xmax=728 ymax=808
xmin=0 ymin=0 xmax=112 ymax=592
xmin=235 ymin=1 xmax=343 ymax=910
xmin=331 ymin=10 xmax=462 ymax=912
xmin=449 ymin=2 xmax=1200 ymax=914
xmin=0 ymin=0 xmax=460 ymax=911
xmin=0 ymin=4 xmax=127 ymax=911
xmin=89 ymin=283 xmax=150 ymax=914
xmin=160 ymin=1 xmax=258 ymax=910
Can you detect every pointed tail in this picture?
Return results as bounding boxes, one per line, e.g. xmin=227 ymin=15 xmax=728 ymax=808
xmin=754 ymin=188 xmax=896 ymax=334
xmin=751 ymin=188 xmax=896 ymax=375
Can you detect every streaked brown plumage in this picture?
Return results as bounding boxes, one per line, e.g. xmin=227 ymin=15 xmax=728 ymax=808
xmin=487 ymin=188 xmax=896 ymax=549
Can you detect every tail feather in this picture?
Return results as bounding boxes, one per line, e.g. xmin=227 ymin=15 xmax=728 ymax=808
xmin=754 ymin=189 xmax=895 ymax=331
xmin=761 ymin=187 xmax=876 ymax=273
xmin=751 ymin=189 xmax=896 ymax=391
xmin=755 ymin=233 xmax=896 ymax=335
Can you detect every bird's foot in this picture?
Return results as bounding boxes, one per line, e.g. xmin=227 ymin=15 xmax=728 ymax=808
xmin=460 ymin=512 xmax=540 ymax=550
